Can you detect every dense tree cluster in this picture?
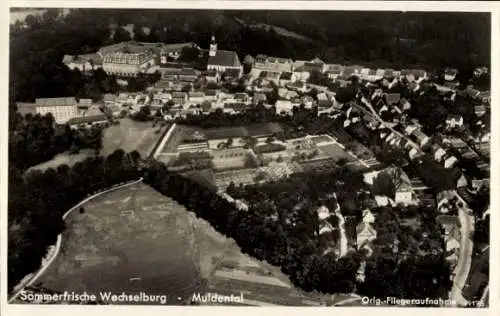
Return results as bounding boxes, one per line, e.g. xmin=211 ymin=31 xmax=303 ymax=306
xmin=146 ymin=162 xmax=365 ymax=294
xmin=357 ymin=205 xmax=452 ymax=301
xmin=9 ymin=113 xmax=103 ymax=170
xmin=8 ymin=149 xmax=142 ymax=290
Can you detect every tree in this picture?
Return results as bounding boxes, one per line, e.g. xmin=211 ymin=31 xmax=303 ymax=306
xmin=24 ymin=14 xmax=38 ymax=28
xmin=113 ymin=27 xmax=132 ymax=43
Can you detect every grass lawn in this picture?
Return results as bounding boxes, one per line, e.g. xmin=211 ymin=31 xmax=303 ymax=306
xmin=317 ymin=143 xmax=356 ymax=162
xmin=102 ymin=118 xmax=168 ymax=157
xmin=245 ymin=122 xmax=283 ymax=137
xmin=203 ymin=126 xmax=247 ymax=140
xmin=36 ymin=182 xmax=231 ymax=304
xmin=30 ymin=119 xmax=165 ymax=172
xmin=29 ymin=149 xmax=95 ymax=172
xmin=160 ymin=124 xmax=191 ymax=154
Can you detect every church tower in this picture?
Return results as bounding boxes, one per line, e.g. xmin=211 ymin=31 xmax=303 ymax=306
xmin=209 ymin=35 xmax=217 ymax=57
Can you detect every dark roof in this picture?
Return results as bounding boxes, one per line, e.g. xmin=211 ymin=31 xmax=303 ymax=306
xmin=224 ymin=68 xmax=241 ymax=78
xmin=16 ymin=102 xmax=37 ymax=116
xmin=67 ymin=114 xmax=107 ymax=125
xmin=35 ymin=97 xmax=77 ymax=107
xmin=103 ymin=94 xmax=116 ymax=102
xmin=208 ymin=50 xmax=241 ymax=67
xmin=445 ymin=68 xmax=458 ymax=75
xmin=205 ymin=90 xmax=218 ymax=96
xmin=180 ymin=68 xmax=197 ymax=76
xmin=386 ymin=93 xmax=401 ymax=105
xmin=77 ymin=53 xmax=103 ymax=66
xmin=224 ymin=102 xmax=248 ymax=111
xmin=172 ymin=92 xmax=187 ymax=98
xmin=206 ymin=69 xmax=218 ymax=77
xmin=279 ymin=72 xmax=293 ymax=80
xmin=343 ymin=67 xmax=355 ymax=77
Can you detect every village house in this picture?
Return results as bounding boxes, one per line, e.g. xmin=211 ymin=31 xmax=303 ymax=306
xmin=366 ymin=69 xmax=378 ymax=82
xmin=375 ymin=69 xmax=385 ymax=80
xmin=359 ymin=68 xmax=370 ymax=80
xmin=402 ymin=69 xmax=427 ymax=83
xmin=67 ymin=114 xmax=108 ymax=129
xmin=444 ymin=155 xmax=458 ymax=169
xmin=356 ymin=221 xmax=377 ymax=256
xmin=204 ymin=90 xmax=219 ymax=102
xmin=253 ymin=54 xmax=294 ymax=73
xmin=171 ymin=92 xmax=188 ymax=105
xmin=434 ymin=146 xmax=447 ymax=162
xmin=300 ymin=95 xmax=315 ymax=108
xmin=474 ymin=105 xmax=487 ymax=117
xmin=179 ymin=68 xmax=198 ymax=82
xmin=205 ymin=69 xmax=220 ymax=83
xmin=326 ymin=65 xmax=343 ymax=80
xmin=277 ymin=88 xmax=297 ymax=100
xmin=103 ymin=93 xmax=116 ymax=105
xmin=206 ymin=36 xmax=243 ymax=78
xmin=188 ymin=91 xmax=205 ymax=104
xmin=275 ymin=100 xmax=295 ymax=116
xmin=446 ymin=114 xmax=464 ymax=129
xmin=444 ymin=68 xmax=458 ymax=81
xmin=383 ymin=69 xmax=395 ymax=78
xmin=278 ymin=72 xmax=294 ymax=86
xmin=253 ymin=93 xmax=267 ymax=105
xmin=62 ymin=53 xmax=103 ymax=73
xmin=234 ymin=92 xmax=251 ymax=105
xmin=385 ymin=93 xmax=401 ymax=106
xmin=408 ymin=128 xmax=430 ymax=147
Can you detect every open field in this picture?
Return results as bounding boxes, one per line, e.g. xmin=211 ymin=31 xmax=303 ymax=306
xmin=317 ymin=142 xmax=357 ymax=162
xmin=30 ymin=119 xmax=166 ymax=172
xmin=203 ymin=126 xmax=247 ymax=140
xmin=29 ymin=149 xmax=95 ymax=172
xmin=102 ymin=119 xmax=168 ymax=157
xmin=33 ymin=182 xmax=318 ymax=305
xmin=184 ymin=123 xmax=283 ymax=142
xmin=36 ymin=183 xmax=226 ymax=304
xmin=213 ymin=168 xmax=259 ymax=190
xmin=160 ymin=124 xmax=191 ymax=154
xmin=204 ymin=244 xmax=323 ymax=306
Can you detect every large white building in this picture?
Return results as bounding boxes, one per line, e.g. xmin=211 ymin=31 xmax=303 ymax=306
xmin=102 ymin=51 xmax=155 ymax=76
xmin=35 ymin=97 xmax=78 ymax=124
xmin=254 ymin=54 xmax=294 ymax=73
xmin=206 ymin=36 xmax=243 ymax=78
xmin=62 ymin=53 xmax=103 ymax=73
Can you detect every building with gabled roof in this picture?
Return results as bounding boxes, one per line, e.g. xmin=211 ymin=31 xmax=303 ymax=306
xmin=356 ymin=222 xmax=377 ymax=253
xmin=16 ymin=102 xmax=37 ymax=116
xmin=207 ymin=36 xmax=242 ymax=78
xmin=35 ymin=97 xmax=78 ymax=124
xmin=444 ymin=68 xmax=458 ymax=81
xmin=62 ymin=53 xmax=103 ymax=72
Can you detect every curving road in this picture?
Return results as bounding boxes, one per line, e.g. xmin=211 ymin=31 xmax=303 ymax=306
xmin=448 ymin=191 xmax=475 ymax=306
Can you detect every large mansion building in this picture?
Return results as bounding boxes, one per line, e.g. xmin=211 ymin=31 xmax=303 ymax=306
xmin=102 ymin=51 xmax=155 ymax=76
xmin=35 ymin=97 xmax=78 ymax=124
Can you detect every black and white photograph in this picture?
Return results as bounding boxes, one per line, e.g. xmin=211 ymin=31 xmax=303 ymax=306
xmin=5 ymin=1 xmax=493 ymax=310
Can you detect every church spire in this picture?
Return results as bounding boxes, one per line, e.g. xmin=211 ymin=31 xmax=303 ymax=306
xmin=209 ymin=34 xmax=217 ymax=57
